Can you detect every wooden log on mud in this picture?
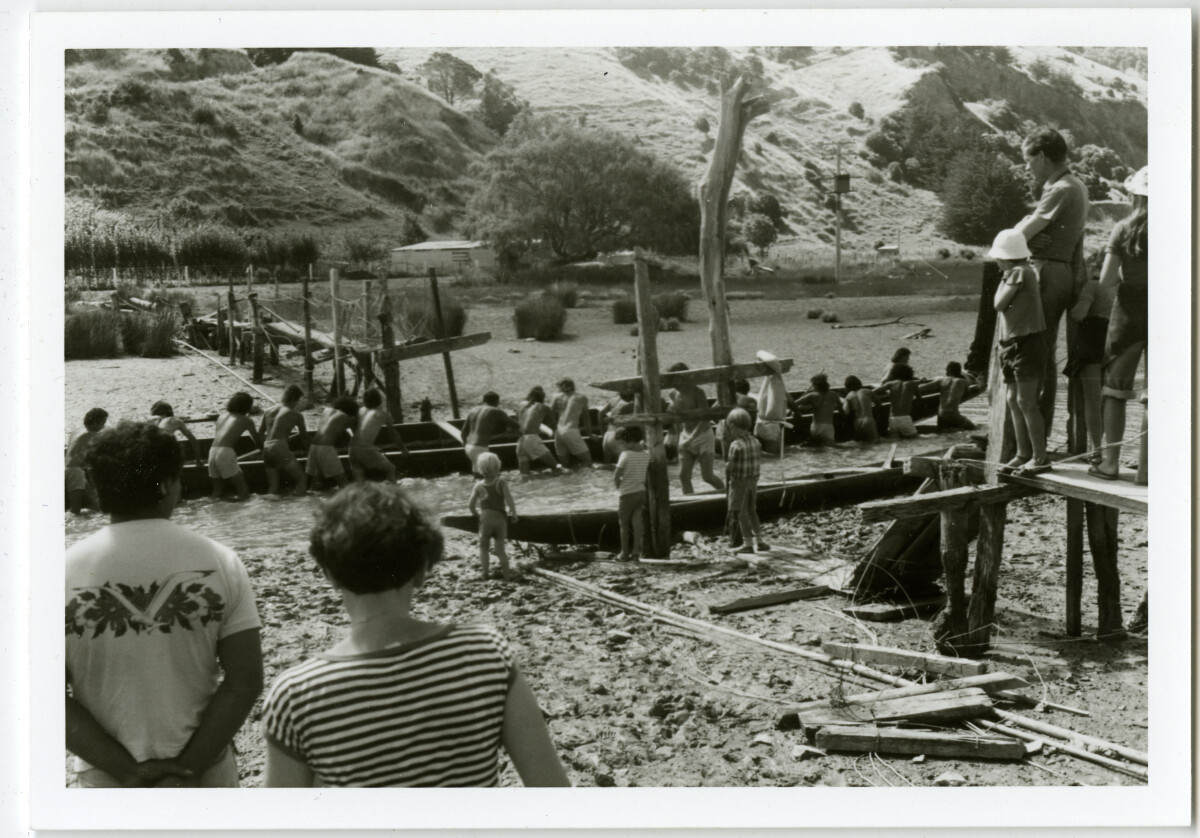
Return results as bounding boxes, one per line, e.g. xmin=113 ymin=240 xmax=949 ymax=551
xmin=816 ymin=725 xmax=1026 ymax=761
xmin=841 ymin=595 xmax=946 ymax=622
xmin=709 ymin=585 xmax=830 ymax=614
xmin=784 ymin=672 xmax=1028 ymax=715
xmin=793 ymin=687 xmax=995 ymax=731
xmin=822 ymin=642 xmax=989 ymax=677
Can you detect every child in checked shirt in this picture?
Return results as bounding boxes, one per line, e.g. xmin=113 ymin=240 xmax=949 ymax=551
xmin=724 ymin=408 xmax=768 ymax=554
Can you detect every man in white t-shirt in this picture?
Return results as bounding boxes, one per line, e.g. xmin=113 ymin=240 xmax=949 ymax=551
xmin=66 ymin=421 xmax=263 ymax=787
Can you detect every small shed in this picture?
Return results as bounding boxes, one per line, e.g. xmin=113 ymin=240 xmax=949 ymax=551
xmin=390 ymin=240 xmax=497 ymax=277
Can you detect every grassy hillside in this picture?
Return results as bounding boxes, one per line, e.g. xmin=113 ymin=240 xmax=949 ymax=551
xmin=64 ymin=49 xmax=497 ymax=252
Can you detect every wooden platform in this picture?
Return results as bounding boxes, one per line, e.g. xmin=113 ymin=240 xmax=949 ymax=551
xmin=999 ymin=461 xmax=1147 ymax=517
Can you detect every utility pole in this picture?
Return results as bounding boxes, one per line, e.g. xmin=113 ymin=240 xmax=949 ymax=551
xmin=831 ymin=142 xmax=852 ymax=284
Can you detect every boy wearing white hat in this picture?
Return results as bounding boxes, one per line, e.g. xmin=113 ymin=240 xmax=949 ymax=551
xmin=990 ymin=229 xmax=1051 ymax=473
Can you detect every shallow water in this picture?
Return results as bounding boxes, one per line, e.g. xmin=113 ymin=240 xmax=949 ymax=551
xmin=63 ymin=430 xmax=970 ymax=551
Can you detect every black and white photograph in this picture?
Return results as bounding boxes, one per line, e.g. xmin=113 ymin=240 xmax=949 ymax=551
xmin=11 ymin=6 xmax=1193 ymax=833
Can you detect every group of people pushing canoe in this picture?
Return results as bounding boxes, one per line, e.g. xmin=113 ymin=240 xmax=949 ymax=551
xmin=65 ymin=351 xmax=978 ymax=512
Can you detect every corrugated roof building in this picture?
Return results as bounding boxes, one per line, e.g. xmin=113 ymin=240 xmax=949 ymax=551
xmin=390 ymin=240 xmax=497 ymax=277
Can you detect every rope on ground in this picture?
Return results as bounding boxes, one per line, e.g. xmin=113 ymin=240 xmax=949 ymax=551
xmin=173 ymin=339 xmax=279 ymax=404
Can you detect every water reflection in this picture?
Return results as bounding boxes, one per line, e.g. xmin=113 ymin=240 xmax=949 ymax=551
xmin=64 ymin=431 xmax=972 ymax=550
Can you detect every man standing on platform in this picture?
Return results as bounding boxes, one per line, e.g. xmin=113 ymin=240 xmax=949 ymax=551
xmin=1016 ymin=127 xmax=1089 ymax=436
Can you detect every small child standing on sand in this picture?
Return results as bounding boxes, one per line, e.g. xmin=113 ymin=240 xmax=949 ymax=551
xmin=990 ymin=228 xmax=1051 ymax=473
xmin=724 ymin=408 xmax=768 ymax=554
xmin=468 ymin=452 xmax=518 ymax=580
xmin=613 ymin=425 xmax=651 ymax=561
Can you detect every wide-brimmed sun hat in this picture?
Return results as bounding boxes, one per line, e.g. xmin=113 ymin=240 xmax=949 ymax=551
xmin=988 ymin=229 xmax=1032 ymax=261
xmin=1123 ymin=166 xmax=1148 ymax=197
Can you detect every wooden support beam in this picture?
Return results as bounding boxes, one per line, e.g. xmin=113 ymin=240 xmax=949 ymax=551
xmin=374 ymin=332 xmax=492 ymax=364
xmin=1085 ymin=502 xmax=1124 ymax=635
xmin=428 ymin=269 xmax=460 ymax=419
xmin=610 ymin=405 xmax=733 ymax=427
xmin=377 ymin=294 xmax=402 ymax=420
xmin=1000 ymin=467 xmax=1147 ymax=516
xmin=794 ymin=686 xmax=993 ymax=730
xmin=1065 ymin=498 xmax=1085 ymax=637
xmin=858 ymin=483 xmax=1037 ymax=524
xmin=303 ymin=264 xmax=314 ymax=393
xmin=434 ymin=419 xmax=463 ymax=445
xmin=249 ymin=292 xmax=264 ymax=383
xmin=937 ymin=507 xmax=971 ymax=655
xmin=815 ymin=726 xmax=1025 ymax=761
xmin=821 ymin=642 xmax=988 ymax=677
xmin=709 ymin=585 xmax=829 ymax=614
xmin=784 ymin=672 xmax=1028 ymax=715
xmin=227 ymin=279 xmax=238 ymax=366
xmin=634 ymin=250 xmax=671 ymax=558
xmin=842 ymin=595 xmax=946 ymax=622
xmin=965 ymin=501 xmax=1007 ymax=652
xmin=591 ymin=358 xmax=793 ymax=394
xmin=330 ymin=268 xmax=344 ymax=397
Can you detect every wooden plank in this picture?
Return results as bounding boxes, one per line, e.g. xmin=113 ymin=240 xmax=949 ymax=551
xmin=374 ymin=332 xmax=492 ymax=364
xmin=590 ymin=358 xmax=793 ymax=394
xmin=1065 ymin=498 xmax=1084 ymax=637
xmin=434 ymin=419 xmax=463 ymax=444
xmin=796 ymin=686 xmax=993 ymax=729
xmin=784 ymin=672 xmax=1028 ymax=715
xmin=610 ymin=405 xmax=733 ymax=427
xmin=822 ymin=642 xmax=987 ymax=677
xmin=938 ymin=506 xmax=971 ymax=655
xmin=965 ymin=501 xmax=1007 ymax=651
xmin=858 ymin=483 xmax=1037 ymax=524
xmin=634 ymin=251 xmax=671 ymax=558
xmin=842 ymin=595 xmax=946 ymax=622
xmin=1000 ymin=462 xmax=1147 ymax=516
xmin=815 ymin=725 xmax=1025 ymax=761
xmin=709 ymin=585 xmax=830 ymax=614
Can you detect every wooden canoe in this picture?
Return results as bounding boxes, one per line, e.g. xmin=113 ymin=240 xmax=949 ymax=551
xmin=440 ymin=465 xmax=920 ymax=549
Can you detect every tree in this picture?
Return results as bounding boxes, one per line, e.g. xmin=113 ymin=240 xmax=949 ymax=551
xmin=418 ymin=52 xmax=481 ymax=105
xmin=743 ymin=213 xmax=777 ymax=256
xmin=472 ymin=72 xmax=525 ymax=136
xmin=938 ymin=150 xmax=1031 ymax=246
xmin=748 ymin=192 xmax=787 ymax=230
xmin=848 ymin=101 xmax=865 ymax=120
xmin=467 ymin=116 xmax=698 ymax=261
xmin=246 ymin=48 xmax=382 ymax=70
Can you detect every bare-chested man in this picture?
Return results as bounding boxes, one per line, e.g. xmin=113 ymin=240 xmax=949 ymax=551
xmin=841 ymin=376 xmax=879 ymax=443
xmin=936 ymin=362 xmax=977 ymax=431
xmin=462 ymin=392 xmax=516 ymax=472
xmin=209 ymin=392 xmax=263 ymax=500
xmin=667 ymin=363 xmax=724 ymax=495
xmin=258 ymin=385 xmax=309 ymax=495
xmin=796 ymin=373 xmax=841 ymax=447
xmin=885 ymin=364 xmax=920 ymax=439
xmin=350 ymin=388 xmax=409 ymax=482
xmin=599 ymin=389 xmax=636 ymax=463
xmin=306 ymin=396 xmax=358 ymax=491
xmin=65 ymin=407 xmax=107 ymax=514
xmin=551 ymin=378 xmax=594 ymax=468
xmin=516 ymin=386 xmax=563 ymax=476
xmin=150 ymin=401 xmax=203 ymax=469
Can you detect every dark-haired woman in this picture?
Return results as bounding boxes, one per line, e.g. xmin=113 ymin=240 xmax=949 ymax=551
xmin=1092 ymin=167 xmax=1148 ymax=483
xmin=66 ymin=422 xmax=263 ymax=786
xmin=262 ymin=482 xmax=569 ymax=787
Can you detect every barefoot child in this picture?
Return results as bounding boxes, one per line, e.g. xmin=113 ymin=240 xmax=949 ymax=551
xmin=724 ymin=408 xmax=768 ymax=554
xmin=262 ymin=482 xmax=569 ymax=787
xmin=66 ymin=407 xmax=108 ymax=514
xmin=468 ymin=453 xmax=518 ymax=580
xmin=936 ymin=362 xmax=978 ymax=431
xmin=796 ymin=373 xmax=840 ymax=446
xmin=258 ymin=386 xmax=308 ymax=495
xmin=990 ymin=228 xmax=1051 ymax=473
xmin=209 ymin=393 xmax=263 ymax=501
xmin=613 ymin=426 xmax=650 ymax=561
xmin=885 ymin=364 xmax=920 ymax=440
xmin=842 ymin=377 xmax=879 ymax=443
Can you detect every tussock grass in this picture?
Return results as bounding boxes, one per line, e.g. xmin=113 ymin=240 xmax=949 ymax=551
xmin=64 ymin=308 xmax=122 ymax=359
xmin=398 ymin=292 xmax=466 ymax=339
xmin=612 ymin=296 xmax=638 ymax=325
xmin=514 ymin=293 xmax=568 ymax=341
xmin=653 ymin=291 xmax=689 ymax=321
xmin=546 ymin=281 xmax=579 ymax=308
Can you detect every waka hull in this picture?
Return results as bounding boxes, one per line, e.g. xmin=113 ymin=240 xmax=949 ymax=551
xmin=440 ymin=466 xmax=919 ymax=549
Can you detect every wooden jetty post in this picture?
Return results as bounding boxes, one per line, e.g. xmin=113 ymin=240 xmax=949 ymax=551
xmin=302 ymin=264 xmax=314 ymax=393
xmin=330 ymin=267 xmax=344 ymax=397
xmin=698 ymin=74 xmax=767 ymax=406
xmin=363 ymin=279 xmax=372 ymax=340
xmin=428 ymin=268 xmax=461 ymax=419
xmin=226 ymin=277 xmax=239 ymax=366
xmin=633 ymin=250 xmax=672 ymax=558
xmin=215 ymin=293 xmax=226 ymax=354
xmin=248 ymin=291 xmax=264 ymax=384
xmin=377 ymin=294 xmax=403 ymax=420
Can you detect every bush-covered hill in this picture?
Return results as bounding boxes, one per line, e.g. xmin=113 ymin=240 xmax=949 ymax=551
xmin=64 ymin=48 xmax=496 ymax=253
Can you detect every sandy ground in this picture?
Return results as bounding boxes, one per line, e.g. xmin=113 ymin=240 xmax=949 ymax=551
xmin=61 ymin=294 xmax=1150 ymax=789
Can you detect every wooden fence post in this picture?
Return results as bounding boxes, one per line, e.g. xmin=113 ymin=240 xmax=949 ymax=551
xmin=249 ymin=291 xmax=264 ymax=383
xmin=331 ymin=268 xmax=344 ymax=397
xmin=227 ymin=276 xmax=238 ymax=365
xmin=634 ymin=251 xmax=672 ymax=558
xmin=1065 ymin=375 xmax=1087 ymax=636
xmin=215 ymin=293 xmax=225 ymax=353
xmin=363 ymin=279 xmax=372 ymax=340
xmin=378 ymin=295 xmax=403 ymax=420
xmin=303 ymin=264 xmax=314 ymax=394
xmin=428 ymin=268 xmax=460 ymax=419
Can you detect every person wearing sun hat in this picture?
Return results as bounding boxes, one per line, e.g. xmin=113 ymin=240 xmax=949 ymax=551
xmin=1091 ymin=165 xmax=1149 ymax=485
xmin=989 ymin=228 xmax=1051 ymax=474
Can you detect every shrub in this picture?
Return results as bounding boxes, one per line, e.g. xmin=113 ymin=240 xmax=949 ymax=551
xmin=939 ymin=151 xmax=1030 ymax=245
xmin=398 ymin=292 xmax=466 ymax=339
xmin=139 ymin=310 xmax=180 ymax=358
xmin=806 ymin=309 xmax=823 ymax=319
xmin=937 ymin=248 xmax=951 ymax=260
xmin=848 ymin=102 xmax=865 ymax=119
xmin=664 ymin=317 xmax=681 ymax=332
xmin=653 ymin=291 xmax=688 ymax=321
xmin=612 ymin=296 xmax=639 ymax=324
xmin=85 ymin=100 xmax=109 ymax=125
xmin=109 ymin=79 xmax=152 ymax=108
xmin=824 ymin=291 xmax=836 ymax=299
xmin=64 ymin=308 xmax=122 ymax=359
xmin=821 ymin=311 xmax=840 ymax=323
xmin=546 ymin=281 xmax=579 ymax=308
xmin=192 ymin=106 xmax=217 ymax=126
xmin=693 ymin=115 xmax=710 ymax=134
xmin=514 ymin=293 xmax=568 ymax=341
xmin=1028 ymin=57 xmax=1052 ymax=81
xmin=960 ymin=249 xmax=976 ymax=261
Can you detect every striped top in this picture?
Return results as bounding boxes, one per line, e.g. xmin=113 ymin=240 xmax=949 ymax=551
xmin=262 ymin=624 xmax=516 ymax=787
xmin=615 ymin=448 xmax=651 ymax=495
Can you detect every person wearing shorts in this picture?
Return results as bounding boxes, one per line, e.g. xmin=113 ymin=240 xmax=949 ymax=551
xmin=258 ymin=385 xmax=308 ymax=495
xmin=667 ymin=363 xmax=725 ymax=495
xmin=209 ymin=393 xmax=262 ymax=501
xmin=841 ymin=376 xmax=879 ymax=443
xmin=462 ymin=392 xmax=516 ymax=474
xmin=66 ymin=407 xmax=108 ymax=514
xmin=515 ymin=387 xmax=562 ymax=476
xmin=613 ymin=426 xmax=650 ymax=561
xmin=884 ymin=366 xmax=920 ymax=440
xmin=797 ymin=373 xmax=840 ymax=447
xmin=350 ymin=388 xmax=409 ymax=482
xmin=551 ymin=379 xmax=593 ymax=468
xmin=935 ymin=362 xmax=978 ymax=432
xmin=306 ymin=396 xmax=357 ymax=490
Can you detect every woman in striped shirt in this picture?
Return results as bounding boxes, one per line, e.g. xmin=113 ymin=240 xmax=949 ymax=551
xmin=262 ymin=482 xmax=569 ymax=787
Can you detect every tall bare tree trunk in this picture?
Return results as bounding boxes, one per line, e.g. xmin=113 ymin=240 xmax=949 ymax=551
xmin=698 ymin=75 xmax=768 ymax=405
